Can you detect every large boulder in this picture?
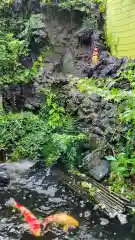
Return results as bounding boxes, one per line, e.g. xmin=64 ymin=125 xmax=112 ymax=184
xmin=2 ymin=83 xmax=45 ymax=112
xmin=84 ymin=51 xmax=128 ymax=79
xmin=82 ymin=150 xmax=110 ymax=181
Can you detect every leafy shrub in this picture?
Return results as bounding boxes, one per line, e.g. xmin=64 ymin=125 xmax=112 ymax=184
xmin=0 ymin=93 xmax=86 ymax=167
xmin=41 ymin=0 xmax=106 ymax=14
xmin=0 ymin=1 xmax=44 ymax=87
xmin=0 ymin=31 xmax=36 ymax=86
xmin=0 ymin=112 xmax=46 ymax=149
xmin=69 ymin=61 xmax=135 ymax=197
xmin=106 ymin=153 xmax=135 ymax=178
xmin=19 ymin=14 xmax=47 ymax=49
xmin=39 ymin=92 xmax=73 ymax=131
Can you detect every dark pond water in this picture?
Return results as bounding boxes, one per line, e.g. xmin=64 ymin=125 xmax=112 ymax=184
xmin=0 ymin=161 xmax=135 ymax=240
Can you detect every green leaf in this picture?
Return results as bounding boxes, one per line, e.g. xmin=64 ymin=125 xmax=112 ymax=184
xmin=131 ymin=168 xmax=135 ymax=175
xmin=105 ymin=156 xmax=116 ymax=161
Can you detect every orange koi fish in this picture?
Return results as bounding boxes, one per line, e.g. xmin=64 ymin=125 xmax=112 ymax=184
xmin=10 ymin=199 xmax=41 ymax=237
xmin=42 ymin=213 xmax=79 ymax=231
xmin=91 ymin=47 xmax=99 ymax=65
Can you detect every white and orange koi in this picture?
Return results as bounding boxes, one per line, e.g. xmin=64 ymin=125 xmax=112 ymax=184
xmin=42 ymin=213 xmax=79 ymax=231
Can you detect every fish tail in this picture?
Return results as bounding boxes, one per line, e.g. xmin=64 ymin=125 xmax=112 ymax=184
xmin=42 ymin=215 xmax=54 ymax=229
xmin=12 ymin=199 xmax=22 ymax=209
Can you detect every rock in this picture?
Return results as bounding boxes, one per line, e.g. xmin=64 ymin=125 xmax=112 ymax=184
xmin=92 ymin=127 xmax=104 ymax=136
xmin=100 ymin=218 xmax=110 ymax=226
xmin=104 ymin=56 xmax=117 ymax=65
xmin=82 ymin=151 xmax=109 ymax=181
xmin=44 ymin=63 xmax=54 ymax=71
xmin=11 ymin=0 xmax=23 ymax=12
xmin=0 ymin=170 xmax=10 ymax=186
xmin=81 ymin=97 xmax=95 ymax=109
xmin=76 ymin=28 xmax=93 ymax=46
xmin=100 ymin=117 xmax=110 ymax=126
xmin=24 ymin=91 xmax=45 ymax=110
xmin=62 ymin=50 xmax=76 ymax=75
xmin=99 ymin=51 xmax=109 ymax=61
xmin=2 ymin=84 xmax=26 ymax=113
xmin=1 ymin=5 xmax=120 ymax=152
xmin=91 ymin=30 xmax=102 ymax=47
xmin=99 ymin=64 xmax=118 ymax=77
xmin=89 ymin=160 xmax=109 ymax=181
xmin=85 ymin=51 xmax=125 ymax=79
xmin=12 ymin=0 xmax=41 ymax=15
xmin=89 ymin=93 xmax=101 ymax=102
xmin=0 ymin=149 xmax=7 ymax=162
xmin=88 ymin=134 xmax=106 ymax=151
xmin=107 ymin=107 xmax=117 ymax=118
xmin=20 ymin=56 xmax=33 ymax=68
xmin=117 ymin=213 xmax=128 ymax=225
xmin=2 ymin=83 xmax=45 ymax=112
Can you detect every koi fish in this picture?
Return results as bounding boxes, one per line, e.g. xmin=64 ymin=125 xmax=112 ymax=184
xmin=9 ymin=198 xmax=41 ymax=237
xmin=42 ymin=213 xmax=79 ymax=231
xmin=91 ymin=47 xmax=99 ymax=65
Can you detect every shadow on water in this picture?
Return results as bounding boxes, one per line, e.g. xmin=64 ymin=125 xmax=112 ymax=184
xmin=0 ymin=160 xmax=135 ymax=240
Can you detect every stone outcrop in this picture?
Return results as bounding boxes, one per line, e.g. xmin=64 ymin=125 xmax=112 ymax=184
xmin=1 ymin=3 xmax=129 ymax=180
xmin=2 ymin=83 xmax=45 ymax=112
xmin=84 ymin=52 xmax=128 ymax=79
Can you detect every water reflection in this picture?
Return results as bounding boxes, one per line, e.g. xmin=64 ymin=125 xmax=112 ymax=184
xmin=0 ymin=160 xmax=134 ymax=240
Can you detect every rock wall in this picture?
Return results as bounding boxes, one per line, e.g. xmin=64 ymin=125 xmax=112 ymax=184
xmin=2 ymin=5 xmax=123 ymax=142
xmin=2 ymin=3 xmax=128 ymax=180
xmin=2 ymin=70 xmax=117 ymax=145
xmin=2 ymin=83 xmax=45 ymax=113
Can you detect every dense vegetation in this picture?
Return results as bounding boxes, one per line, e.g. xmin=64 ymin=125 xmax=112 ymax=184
xmin=42 ymin=0 xmax=106 ymax=13
xmin=1 ymin=0 xmax=135 ymax=200
xmin=0 ymin=92 xmax=86 ymax=167
xmin=71 ymin=61 xmax=135 ymax=199
xmin=0 ymin=0 xmax=41 ymax=87
xmin=0 ymin=0 xmax=86 ymax=167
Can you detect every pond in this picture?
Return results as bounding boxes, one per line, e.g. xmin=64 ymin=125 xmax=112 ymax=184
xmin=0 ymin=160 xmax=135 ymax=240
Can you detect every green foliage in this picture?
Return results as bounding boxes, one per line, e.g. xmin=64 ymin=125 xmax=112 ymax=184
xmin=0 ymin=1 xmax=46 ymax=88
xmin=0 ymin=31 xmax=37 ymax=86
xmin=59 ymin=0 xmax=94 ymax=13
xmin=106 ymin=153 xmax=135 ymax=178
xmin=41 ymin=0 xmax=106 ymax=14
xmin=69 ymin=61 xmax=135 ymax=198
xmin=39 ymin=91 xmax=72 ymax=130
xmin=0 ymin=112 xmax=47 ymax=158
xmin=43 ymin=132 xmax=86 ymax=167
xmin=19 ymin=14 xmax=45 ymax=47
xmin=0 ymin=0 xmax=87 ymax=169
xmin=0 ymin=93 xmax=86 ymax=167
xmin=82 ymin=16 xmax=98 ymax=30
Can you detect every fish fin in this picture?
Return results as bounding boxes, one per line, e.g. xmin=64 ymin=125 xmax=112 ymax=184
xmin=42 ymin=216 xmax=54 ymax=229
xmin=63 ymin=225 xmax=69 ymax=232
